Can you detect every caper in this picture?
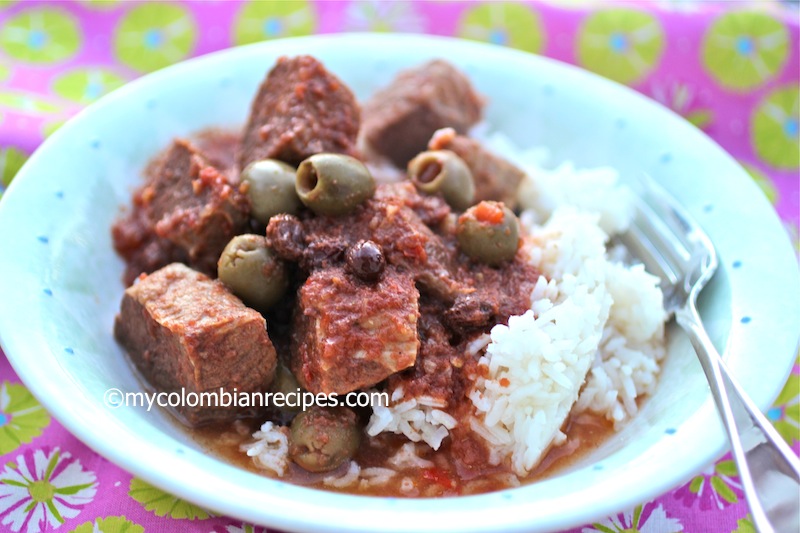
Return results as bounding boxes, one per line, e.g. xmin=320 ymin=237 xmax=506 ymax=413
xmin=456 ymin=201 xmax=520 ymax=266
xmin=218 ymin=234 xmax=288 ymax=311
xmin=240 ymin=159 xmax=301 ymax=224
xmin=295 ymin=153 xmax=376 ymax=216
xmin=408 ymin=150 xmax=475 ymax=212
xmin=289 ymin=406 xmax=360 ymax=473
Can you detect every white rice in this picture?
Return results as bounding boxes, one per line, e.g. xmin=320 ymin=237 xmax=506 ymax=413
xmin=366 ymin=392 xmax=457 ymax=450
xmin=516 ymin=162 xmax=635 ymax=236
xmin=323 ymin=461 xmax=361 ymax=488
xmin=240 ymin=422 xmax=290 ymax=477
xmin=576 ymin=263 xmax=666 ymax=426
xmin=322 ymin=461 xmax=397 ymax=489
xmin=388 ymin=442 xmax=435 ymax=469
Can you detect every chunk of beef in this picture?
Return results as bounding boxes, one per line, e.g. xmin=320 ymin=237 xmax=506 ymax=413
xmin=444 ymin=294 xmax=496 ymax=332
xmin=292 ymin=267 xmax=420 ymax=394
xmin=299 ymin=186 xmax=468 ymax=302
xmin=112 ymin=139 xmax=250 ymax=285
xmin=112 ymin=207 xmax=188 ymax=287
xmin=193 ymin=129 xmax=242 ymax=179
xmin=300 ymin=238 xmax=349 ymax=271
xmin=149 ymin=141 xmax=250 ymax=262
xmin=446 ymin=254 xmax=540 ymax=335
xmin=429 ymin=128 xmax=526 ymax=209
xmin=361 ymin=60 xmax=483 ymax=168
xmin=240 ymin=55 xmax=360 ymax=169
xmin=373 ymin=181 xmax=452 ymax=229
xmin=114 ymin=263 xmax=277 ymax=426
xmin=366 ymin=197 xmax=464 ymax=301
xmin=387 ymin=303 xmax=460 ymax=408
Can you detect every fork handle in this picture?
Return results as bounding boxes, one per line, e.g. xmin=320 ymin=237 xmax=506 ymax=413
xmin=676 ymin=304 xmax=800 ymax=533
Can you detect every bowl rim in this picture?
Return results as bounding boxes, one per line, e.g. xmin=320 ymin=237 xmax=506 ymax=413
xmin=1 ymin=33 xmax=798 ymax=533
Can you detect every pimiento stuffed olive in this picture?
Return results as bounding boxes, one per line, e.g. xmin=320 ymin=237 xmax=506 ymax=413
xmin=217 ymin=234 xmax=288 ymax=311
xmin=288 ymin=406 xmax=360 ymax=473
xmin=240 ymin=159 xmax=302 ymax=224
xmin=295 ymin=153 xmax=376 ymax=216
xmin=456 ymin=201 xmax=520 ymax=266
xmin=407 ymin=150 xmax=475 ymax=211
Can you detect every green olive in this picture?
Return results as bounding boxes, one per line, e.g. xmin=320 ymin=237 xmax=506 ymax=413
xmin=456 ymin=201 xmax=520 ymax=266
xmin=289 ymin=406 xmax=360 ymax=473
xmin=218 ymin=234 xmax=288 ymax=311
xmin=271 ymin=361 xmax=303 ymax=414
xmin=408 ymin=150 xmax=475 ymax=212
xmin=241 ymin=159 xmax=301 ymax=224
xmin=295 ymin=153 xmax=376 ymax=216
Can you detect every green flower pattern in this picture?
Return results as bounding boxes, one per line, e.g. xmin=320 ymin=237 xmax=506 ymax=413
xmin=584 ymin=503 xmax=683 ymax=532
xmin=0 ymin=90 xmax=61 ymax=114
xmin=0 ymin=382 xmax=50 ymax=454
xmin=702 ymin=11 xmax=789 ymax=92
xmin=578 ymin=8 xmax=665 ymax=85
xmin=687 ymin=460 xmax=741 ymax=506
xmin=733 ymin=515 xmax=756 ymax=533
xmin=651 ymin=81 xmax=714 ymax=130
xmin=128 ymin=477 xmax=212 ymax=520
xmin=751 ymin=85 xmax=799 ymax=170
xmin=114 ymin=3 xmax=197 ymax=73
xmin=52 ymin=68 xmax=127 ymax=105
xmin=69 ymin=515 xmax=144 ymax=533
xmin=458 ymin=2 xmax=545 ymax=54
xmin=0 ymin=146 xmax=29 ymax=200
xmin=42 ymin=119 xmax=66 ymax=139
xmin=0 ymin=7 xmax=82 ymax=64
xmin=234 ymin=0 xmax=316 ymax=46
xmin=0 ymin=448 xmax=97 ymax=530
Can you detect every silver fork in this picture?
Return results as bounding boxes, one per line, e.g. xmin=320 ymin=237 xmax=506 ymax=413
xmin=620 ymin=176 xmax=800 ymax=533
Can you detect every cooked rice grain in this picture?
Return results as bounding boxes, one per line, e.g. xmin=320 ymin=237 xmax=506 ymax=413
xmin=241 ymin=422 xmax=290 ymax=476
xmin=576 ymin=262 xmax=666 ymax=426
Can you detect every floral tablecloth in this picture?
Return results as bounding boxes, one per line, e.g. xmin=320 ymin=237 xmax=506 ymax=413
xmin=0 ymin=1 xmax=798 ymax=532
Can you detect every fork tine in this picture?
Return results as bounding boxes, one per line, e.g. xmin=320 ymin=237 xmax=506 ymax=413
xmin=631 ymin=176 xmax=689 ymax=241
xmin=620 ymin=222 xmax=680 ymax=285
xmin=632 ymin=199 xmax=692 ymax=269
xmin=624 ymin=174 xmax=720 ymax=302
xmin=639 ymin=177 xmax=704 ymax=242
xmin=639 ymin=174 xmax=720 ymax=273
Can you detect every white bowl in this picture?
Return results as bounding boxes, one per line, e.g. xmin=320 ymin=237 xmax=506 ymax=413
xmin=0 ymin=34 xmax=797 ymax=533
